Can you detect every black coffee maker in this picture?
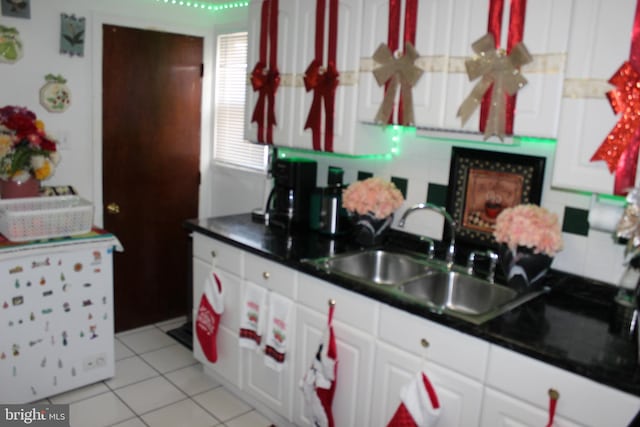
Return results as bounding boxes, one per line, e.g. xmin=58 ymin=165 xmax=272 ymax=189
xmin=264 ymin=157 xmax=317 ymax=230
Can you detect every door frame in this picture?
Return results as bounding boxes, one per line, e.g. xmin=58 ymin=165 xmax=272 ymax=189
xmin=91 ymin=13 xmax=215 ymax=227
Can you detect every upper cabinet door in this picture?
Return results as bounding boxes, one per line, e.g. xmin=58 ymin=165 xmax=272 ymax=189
xmin=245 ymin=0 xmax=299 ymax=145
xmin=358 ymin=0 xmax=573 ymax=139
xmin=289 ymin=0 xmax=365 ymax=154
xmin=509 ymin=0 xmax=574 ymax=138
xmin=553 ymin=0 xmax=637 ymax=194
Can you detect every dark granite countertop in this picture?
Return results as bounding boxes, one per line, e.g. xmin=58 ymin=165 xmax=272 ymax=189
xmin=184 ymin=214 xmax=640 ymax=397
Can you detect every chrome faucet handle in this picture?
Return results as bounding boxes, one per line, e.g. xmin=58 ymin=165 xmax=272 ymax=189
xmin=467 ymin=250 xmax=498 ymax=284
xmin=419 ymin=236 xmax=436 ymax=259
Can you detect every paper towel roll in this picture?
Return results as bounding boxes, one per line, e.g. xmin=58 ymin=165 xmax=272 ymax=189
xmin=588 ymin=202 xmax=624 ymax=232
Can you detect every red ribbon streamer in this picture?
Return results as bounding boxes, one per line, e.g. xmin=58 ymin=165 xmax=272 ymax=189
xmin=384 ymin=0 xmax=419 ymax=125
xmin=479 ymin=0 xmax=527 ymax=136
xmin=593 ymin=0 xmax=640 ymax=195
xmin=546 ymin=390 xmax=558 ymax=427
xmin=250 ymin=0 xmax=280 ymax=144
xmin=304 ymin=0 xmax=339 ymax=152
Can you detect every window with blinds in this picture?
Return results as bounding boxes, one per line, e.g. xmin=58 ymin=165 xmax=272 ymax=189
xmin=213 ymin=32 xmax=268 ymax=170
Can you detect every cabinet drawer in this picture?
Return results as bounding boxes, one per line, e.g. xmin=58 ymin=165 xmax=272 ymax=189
xmin=378 ymin=305 xmax=489 ymax=382
xmin=193 ymin=234 xmax=243 ymax=275
xmin=244 ymin=252 xmax=297 ymax=299
xmin=487 ymin=345 xmax=640 ymax=427
xmin=297 ymin=273 xmax=378 ymax=334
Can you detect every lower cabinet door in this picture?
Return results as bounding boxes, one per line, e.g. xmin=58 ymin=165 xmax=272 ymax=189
xmin=292 ymin=305 xmax=375 ymax=427
xmin=241 ymin=293 xmax=296 ymax=421
xmin=371 ymin=341 xmax=484 ymax=427
xmin=480 ymin=388 xmax=582 ymax=427
xmin=192 ymin=323 xmax=241 ymax=388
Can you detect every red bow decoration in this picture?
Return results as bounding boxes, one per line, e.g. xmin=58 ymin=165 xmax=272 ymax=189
xmin=304 ymin=60 xmax=339 ymax=152
xmin=250 ymin=61 xmax=280 ymax=136
xmin=590 ymin=62 xmax=640 ymax=194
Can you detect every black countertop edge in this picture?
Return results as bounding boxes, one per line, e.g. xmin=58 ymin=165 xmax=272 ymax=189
xmin=184 ymin=214 xmax=640 ymax=397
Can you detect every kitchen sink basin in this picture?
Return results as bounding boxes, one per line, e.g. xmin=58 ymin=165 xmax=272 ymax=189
xmin=308 ymin=249 xmax=434 ymax=286
xmin=304 ymin=249 xmax=547 ymax=324
xmin=400 ymin=271 xmax=546 ymax=324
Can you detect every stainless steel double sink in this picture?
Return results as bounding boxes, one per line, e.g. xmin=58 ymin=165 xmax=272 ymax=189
xmin=304 ymin=249 xmax=546 ymax=325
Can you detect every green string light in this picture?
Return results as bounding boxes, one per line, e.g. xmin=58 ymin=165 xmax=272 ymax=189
xmin=155 ymin=0 xmax=249 ymax=11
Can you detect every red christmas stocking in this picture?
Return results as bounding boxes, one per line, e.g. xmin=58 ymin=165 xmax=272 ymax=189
xmin=196 ymin=270 xmax=224 ymax=363
xmin=387 ymin=372 xmax=441 ymax=427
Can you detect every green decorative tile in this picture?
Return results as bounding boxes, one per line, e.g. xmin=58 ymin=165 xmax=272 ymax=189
xmin=391 ymin=176 xmax=408 ymax=199
xmin=357 ymin=171 xmax=373 ymax=180
xmin=426 ymin=183 xmax=448 ymax=208
xmin=562 ymin=207 xmax=589 ymax=236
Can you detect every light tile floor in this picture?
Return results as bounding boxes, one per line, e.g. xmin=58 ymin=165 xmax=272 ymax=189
xmin=45 ymin=317 xmax=274 ymax=427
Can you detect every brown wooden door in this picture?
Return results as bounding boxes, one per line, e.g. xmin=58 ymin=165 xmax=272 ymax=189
xmin=102 ymin=25 xmax=202 ymax=332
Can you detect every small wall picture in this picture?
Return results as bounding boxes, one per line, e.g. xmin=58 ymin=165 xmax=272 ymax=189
xmin=60 ymin=13 xmax=85 ymax=57
xmin=1 ymin=0 xmax=30 ymax=19
xmin=0 ymin=25 xmax=22 ymax=63
xmin=446 ymin=147 xmax=546 ymax=248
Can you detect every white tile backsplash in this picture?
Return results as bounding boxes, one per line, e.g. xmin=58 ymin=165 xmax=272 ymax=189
xmin=280 ymin=124 xmax=628 ymax=285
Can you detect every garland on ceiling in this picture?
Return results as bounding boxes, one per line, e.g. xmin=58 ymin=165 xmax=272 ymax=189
xmin=154 ymin=0 xmax=249 ymax=12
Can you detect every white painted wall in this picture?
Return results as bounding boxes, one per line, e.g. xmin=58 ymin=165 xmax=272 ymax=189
xmin=0 ymin=0 xmax=249 ymax=224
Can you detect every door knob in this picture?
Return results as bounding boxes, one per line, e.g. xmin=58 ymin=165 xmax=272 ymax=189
xmin=106 ymin=202 xmax=120 ymax=215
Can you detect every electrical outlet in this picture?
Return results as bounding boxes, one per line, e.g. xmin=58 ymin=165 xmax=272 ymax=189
xmin=83 ymin=352 xmax=107 ymax=371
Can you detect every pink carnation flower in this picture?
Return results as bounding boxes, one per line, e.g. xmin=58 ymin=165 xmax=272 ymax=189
xmin=342 ymin=177 xmax=405 ymax=219
xmin=493 ymin=204 xmax=563 ymax=257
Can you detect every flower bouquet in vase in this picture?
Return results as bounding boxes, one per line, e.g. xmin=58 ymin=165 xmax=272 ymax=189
xmin=493 ymin=204 xmax=563 ymax=291
xmin=342 ymin=177 xmax=404 ymax=246
xmin=0 ymin=106 xmax=60 ymax=198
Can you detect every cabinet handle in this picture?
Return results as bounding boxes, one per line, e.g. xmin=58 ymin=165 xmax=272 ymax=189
xmin=262 ymin=271 xmax=270 ymax=279
xmin=210 ymin=250 xmax=216 ymax=259
xmin=420 ymin=338 xmax=430 ymax=348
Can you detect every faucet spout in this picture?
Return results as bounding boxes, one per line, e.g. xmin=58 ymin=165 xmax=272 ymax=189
xmin=398 ymin=203 xmax=457 ymax=267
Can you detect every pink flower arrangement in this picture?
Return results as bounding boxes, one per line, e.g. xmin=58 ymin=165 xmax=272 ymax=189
xmin=342 ymin=177 xmax=404 ymax=219
xmin=493 ymin=204 xmax=563 ymax=257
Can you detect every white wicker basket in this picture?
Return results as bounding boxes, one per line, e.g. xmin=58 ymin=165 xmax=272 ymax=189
xmin=0 ymin=195 xmax=93 ymax=242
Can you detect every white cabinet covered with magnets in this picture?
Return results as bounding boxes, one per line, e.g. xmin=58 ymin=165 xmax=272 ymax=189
xmin=0 ymin=234 xmax=120 ymax=403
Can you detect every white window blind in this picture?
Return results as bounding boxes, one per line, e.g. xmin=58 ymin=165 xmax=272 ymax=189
xmin=213 ymin=32 xmax=267 ymax=170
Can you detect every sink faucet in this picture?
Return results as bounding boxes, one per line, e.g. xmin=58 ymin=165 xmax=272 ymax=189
xmin=398 ymin=203 xmax=457 ymax=268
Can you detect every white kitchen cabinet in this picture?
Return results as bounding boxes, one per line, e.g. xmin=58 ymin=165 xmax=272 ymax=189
xmin=553 ymin=0 xmax=637 ymax=194
xmin=481 ymin=388 xmax=581 ymax=427
xmin=242 ymin=254 xmax=298 ymax=420
xmin=245 ymin=0 xmax=299 ymax=146
xmin=246 ymin=0 xmax=389 ymax=155
xmin=293 ymin=273 xmax=376 ymax=427
xmin=191 ymin=235 xmax=244 ymax=388
xmin=482 ymin=345 xmax=640 ymax=427
xmin=190 ymin=231 xmax=640 ymax=426
xmin=371 ymin=304 xmax=487 ymax=427
xmin=372 ymin=342 xmax=485 ymax=427
xmin=358 ymin=0 xmax=572 ymax=139
xmin=288 ymin=0 xmax=365 ymax=155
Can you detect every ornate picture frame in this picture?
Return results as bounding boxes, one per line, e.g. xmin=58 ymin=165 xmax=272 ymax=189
xmin=446 ymin=147 xmax=546 ymax=248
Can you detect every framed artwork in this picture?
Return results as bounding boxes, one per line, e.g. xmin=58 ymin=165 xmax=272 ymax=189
xmin=60 ymin=13 xmax=85 ymax=57
xmin=446 ymin=147 xmax=546 ymax=248
xmin=1 ymin=0 xmax=30 ymax=19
